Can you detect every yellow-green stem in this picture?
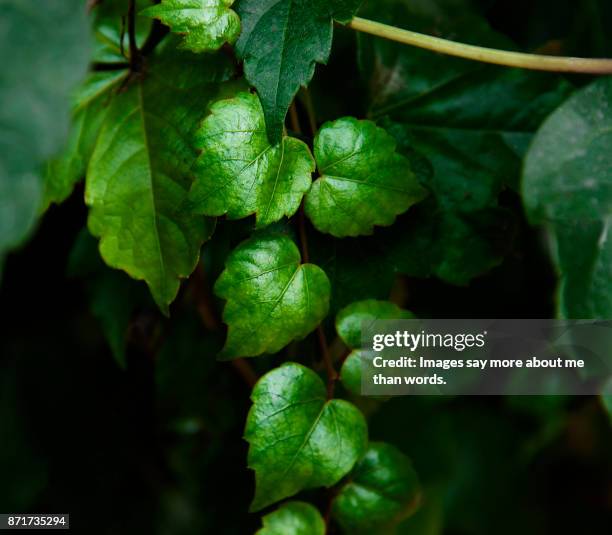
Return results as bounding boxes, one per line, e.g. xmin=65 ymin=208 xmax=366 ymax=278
xmin=348 ymin=17 xmax=612 ymax=74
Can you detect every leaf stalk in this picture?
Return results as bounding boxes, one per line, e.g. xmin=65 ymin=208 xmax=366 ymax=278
xmin=348 ymin=16 xmax=612 ymax=74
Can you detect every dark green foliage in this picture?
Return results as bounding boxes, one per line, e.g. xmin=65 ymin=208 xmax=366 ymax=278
xmin=2 ymin=1 xmax=612 ymax=534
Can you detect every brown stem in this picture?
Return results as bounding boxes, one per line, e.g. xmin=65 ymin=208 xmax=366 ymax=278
xmin=127 ymin=0 xmax=143 ymax=72
xmin=301 ymin=88 xmax=318 ymax=138
xmin=289 ymin=102 xmax=301 ymax=134
xmin=230 ymin=359 xmax=259 ymax=389
xmin=290 ymin=100 xmax=337 ymax=397
xmin=192 ymin=264 xmax=258 ymax=389
xmin=140 ymin=19 xmax=170 ymax=56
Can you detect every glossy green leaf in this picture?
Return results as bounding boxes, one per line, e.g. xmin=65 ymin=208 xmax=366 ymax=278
xmin=245 ymin=362 xmax=368 ymax=511
xmin=523 ymin=77 xmax=612 ymax=318
xmin=0 ymin=0 xmax=90 ymax=271
xmin=235 ymin=0 xmax=363 ymax=141
xmin=305 ymin=118 xmax=427 ymax=237
xmin=86 ymin=49 xmax=233 ymax=312
xmin=214 ymin=234 xmax=330 ymax=359
xmin=340 ymin=349 xmax=369 ymax=396
xmin=332 ymin=442 xmax=420 ymax=534
xmin=256 ymin=501 xmax=325 ymax=535
xmin=142 ymin=0 xmax=240 ymax=53
xmin=336 ymin=299 xmax=415 ymax=349
xmin=44 ymin=71 xmax=126 ymax=210
xmin=189 ymin=92 xmax=315 ymax=227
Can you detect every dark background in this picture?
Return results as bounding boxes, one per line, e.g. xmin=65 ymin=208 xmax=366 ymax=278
xmin=2 ymin=0 xmax=612 ymax=533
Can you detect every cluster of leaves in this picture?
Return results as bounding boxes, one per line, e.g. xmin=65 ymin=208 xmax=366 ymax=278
xmin=2 ymin=0 xmax=612 ymax=532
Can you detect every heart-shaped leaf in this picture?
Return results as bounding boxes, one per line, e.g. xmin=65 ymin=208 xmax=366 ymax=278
xmin=190 ymin=92 xmax=315 ymax=227
xmin=215 ymin=234 xmax=330 ymax=358
xmin=246 ymin=363 xmax=368 ymax=511
xmin=305 ymin=118 xmax=427 ymax=237
xmin=332 ymin=442 xmax=420 ymax=534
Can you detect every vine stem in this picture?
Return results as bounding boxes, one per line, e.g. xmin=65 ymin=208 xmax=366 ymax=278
xmin=290 ymin=102 xmax=338 ymax=397
xmin=192 ymin=265 xmax=258 ymax=389
xmin=127 ymin=0 xmax=139 ymax=67
xmin=348 ymin=16 xmax=612 ymax=74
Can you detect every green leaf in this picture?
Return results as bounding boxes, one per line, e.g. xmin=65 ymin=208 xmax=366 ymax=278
xmin=142 ymin=0 xmax=240 ymax=53
xmin=0 ymin=0 xmax=90 ymax=270
xmin=340 ymin=349 xmax=369 ymax=396
xmin=332 ymin=442 xmax=420 ymax=534
xmin=234 ymin=0 xmax=363 ymax=142
xmin=92 ymin=0 xmax=153 ymax=63
xmin=336 ymin=300 xmax=413 ymax=396
xmin=245 ymin=362 xmax=368 ymax=511
xmin=336 ymin=299 xmax=415 ymax=349
xmin=523 ymin=77 xmax=612 ymax=318
xmin=304 ymin=118 xmax=427 ymax=237
xmin=86 ymin=48 xmax=233 ymax=312
xmin=189 ymin=92 xmax=315 ymax=227
xmin=44 ymin=71 xmax=127 ymax=210
xmin=356 ymin=0 xmax=570 ymax=283
xmin=383 ymin=200 xmax=518 ymax=286
xmin=256 ymin=501 xmax=325 ymax=535
xmin=214 ymin=234 xmax=330 ymax=358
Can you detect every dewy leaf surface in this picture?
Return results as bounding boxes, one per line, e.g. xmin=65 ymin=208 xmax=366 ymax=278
xmin=86 ymin=49 xmax=233 ymax=312
xmin=256 ymin=501 xmax=325 ymax=535
xmin=0 ymin=0 xmax=90 ymax=271
xmin=234 ymin=0 xmax=363 ymax=141
xmin=523 ymin=77 xmax=612 ymax=318
xmin=245 ymin=363 xmax=368 ymax=511
xmin=304 ymin=118 xmax=427 ymax=237
xmin=214 ymin=234 xmax=330 ymax=359
xmin=190 ymin=92 xmax=315 ymax=227
xmin=332 ymin=442 xmax=420 ymax=534
xmin=142 ymin=0 xmax=240 ymax=53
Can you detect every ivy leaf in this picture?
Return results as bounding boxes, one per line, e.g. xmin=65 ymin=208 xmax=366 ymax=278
xmin=86 ymin=49 xmax=233 ymax=313
xmin=340 ymin=349 xmax=370 ymax=396
xmin=189 ymin=92 xmax=315 ymax=227
xmin=214 ymin=234 xmax=330 ymax=359
xmin=356 ymin=0 xmax=570 ymax=283
xmin=523 ymin=77 xmax=612 ymax=319
xmin=304 ymin=118 xmax=427 ymax=237
xmin=1 ymin=0 xmax=90 ymax=271
xmin=336 ymin=299 xmax=415 ymax=349
xmin=332 ymin=442 xmax=420 ymax=534
xmin=336 ymin=300 xmax=413 ymax=396
xmin=44 ymin=71 xmax=126 ymax=210
xmin=234 ymin=0 xmax=364 ymax=142
xmin=142 ymin=0 xmax=241 ymax=53
xmin=256 ymin=501 xmax=325 ymax=535
xmin=245 ymin=363 xmax=368 ymax=511
xmin=383 ymin=200 xmax=518 ymax=286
